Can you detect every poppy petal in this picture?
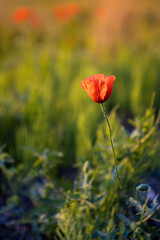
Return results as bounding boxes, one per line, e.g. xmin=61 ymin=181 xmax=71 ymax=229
xmin=81 ymin=74 xmax=116 ymax=103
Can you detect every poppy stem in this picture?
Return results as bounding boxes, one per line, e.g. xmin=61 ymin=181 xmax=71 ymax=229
xmin=100 ymin=103 xmax=122 ymax=187
xmin=140 ymin=187 xmax=151 ymax=224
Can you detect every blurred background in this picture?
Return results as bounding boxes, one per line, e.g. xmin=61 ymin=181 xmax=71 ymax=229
xmin=0 ymin=0 xmax=160 ymax=171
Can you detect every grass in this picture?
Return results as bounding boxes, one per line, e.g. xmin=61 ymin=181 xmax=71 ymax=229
xmin=0 ymin=1 xmax=160 ymax=239
xmin=0 ymin=32 xmax=160 ymax=170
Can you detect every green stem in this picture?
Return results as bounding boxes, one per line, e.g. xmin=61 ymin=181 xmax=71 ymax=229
xmin=140 ymin=187 xmax=151 ymax=224
xmin=100 ymin=103 xmax=121 ymax=187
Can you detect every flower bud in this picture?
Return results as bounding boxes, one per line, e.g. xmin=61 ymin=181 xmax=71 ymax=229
xmin=136 ymin=184 xmax=149 ymax=192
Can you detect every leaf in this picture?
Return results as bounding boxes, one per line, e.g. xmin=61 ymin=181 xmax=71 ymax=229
xmin=94 ymin=193 xmax=107 ymax=204
xmin=153 ymin=194 xmax=159 ymax=207
xmin=150 ymin=218 xmax=160 ymax=223
xmin=118 ymin=214 xmax=131 ymax=227
xmin=33 ymin=157 xmax=43 ymax=167
xmin=129 ymin=197 xmax=143 ymax=212
xmin=83 ymin=199 xmax=96 ymax=209
xmin=82 ymin=161 xmax=89 ymax=173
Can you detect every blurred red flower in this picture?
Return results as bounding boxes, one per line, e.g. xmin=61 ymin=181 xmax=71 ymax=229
xmin=81 ymin=74 xmax=116 ymax=103
xmin=12 ymin=7 xmax=33 ymax=23
xmin=12 ymin=6 xmax=43 ymax=29
xmin=51 ymin=3 xmax=79 ymax=22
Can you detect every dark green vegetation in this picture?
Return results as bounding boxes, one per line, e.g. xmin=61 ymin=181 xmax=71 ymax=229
xmin=1 ymin=104 xmax=160 ymax=239
xmin=0 ymin=1 xmax=160 ymax=239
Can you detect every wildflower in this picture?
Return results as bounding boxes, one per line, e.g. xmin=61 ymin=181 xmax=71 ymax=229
xmin=12 ymin=6 xmax=43 ymax=29
xmin=81 ymin=73 xmax=122 ymax=188
xmin=51 ymin=3 xmax=79 ymax=22
xmin=81 ymin=74 xmax=116 ymax=103
xmin=12 ymin=7 xmax=33 ymax=23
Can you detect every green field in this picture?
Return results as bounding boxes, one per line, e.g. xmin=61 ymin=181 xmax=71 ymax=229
xmin=0 ymin=1 xmax=160 ymax=239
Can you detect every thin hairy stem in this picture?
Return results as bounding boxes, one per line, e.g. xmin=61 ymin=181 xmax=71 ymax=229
xmin=100 ymin=103 xmax=122 ymax=187
xmin=140 ymin=188 xmax=151 ymax=224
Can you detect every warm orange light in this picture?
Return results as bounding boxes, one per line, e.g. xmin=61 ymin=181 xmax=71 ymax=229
xmin=51 ymin=3 xmax=79 ymax=22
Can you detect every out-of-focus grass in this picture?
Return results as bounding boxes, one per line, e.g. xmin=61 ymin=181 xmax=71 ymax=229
xmin=0 ymin=0 xmax=160 ymax=170
xmin=0 ymin=2 xmax=160 ymax=239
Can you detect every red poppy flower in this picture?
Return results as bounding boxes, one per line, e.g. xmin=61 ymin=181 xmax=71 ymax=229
xmin=12 ymin=7 xmax=33 ymax=23
xmin=81 ymin=74 xmax=116 ymax=103
xmin=12 ymin=7 xmax=43 ymax=29
xmin=51 ymin=3 xmax=79 ymax=22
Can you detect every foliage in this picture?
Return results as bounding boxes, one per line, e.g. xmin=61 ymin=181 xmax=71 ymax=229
xmin=0 ymin=1 xmax=160 ymax=239
xmin=55 ymin=105 xmax=160 ymax=239
xmin=1 ymin=105 xmax=159 ymax=239
xmin=0 ymin=16 xmax=160 ymax=169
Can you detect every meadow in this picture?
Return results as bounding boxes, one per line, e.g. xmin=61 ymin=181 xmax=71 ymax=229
xmin=0 ymin=0 xmax=160 ymax=239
